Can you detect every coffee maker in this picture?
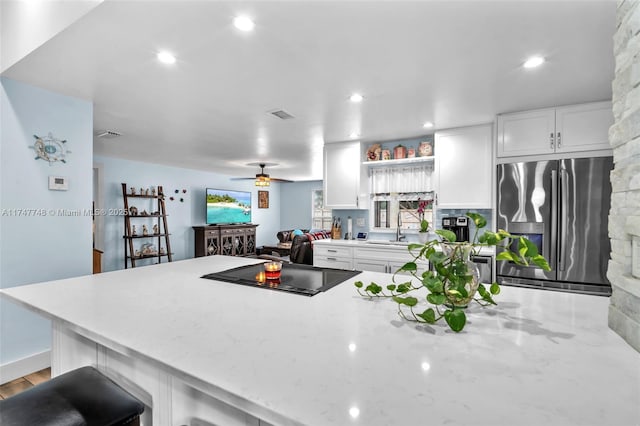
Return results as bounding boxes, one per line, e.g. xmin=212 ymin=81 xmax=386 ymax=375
xmin=442 ymin=216 xmax=470 ymax=242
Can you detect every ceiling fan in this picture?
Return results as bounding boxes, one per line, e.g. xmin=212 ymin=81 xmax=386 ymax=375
xmin=231 ymin=163 xmax=293 ymax=187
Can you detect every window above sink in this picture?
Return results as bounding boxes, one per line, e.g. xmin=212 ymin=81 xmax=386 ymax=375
xmin=371 ymin=192 xmax=434 ymax=232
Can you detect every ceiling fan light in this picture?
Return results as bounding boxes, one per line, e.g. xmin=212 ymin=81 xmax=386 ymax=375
xmin=255 ymin=175 xmax=270 ymax=186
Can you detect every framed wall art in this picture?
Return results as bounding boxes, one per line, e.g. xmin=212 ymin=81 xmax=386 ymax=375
xmin=258 ymin=190 xmax=269 ymax=209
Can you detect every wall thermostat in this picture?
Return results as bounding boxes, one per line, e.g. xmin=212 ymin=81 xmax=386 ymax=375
xmin=49 ymin=176 xmax=69 ymax=191
xmin=356 ymin=232 xmax=368 ymax=241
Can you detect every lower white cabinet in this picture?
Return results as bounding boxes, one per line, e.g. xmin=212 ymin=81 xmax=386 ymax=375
xmin=354 ymin=246 xmax=428 ymax=275
xmin=313 ymin=241 xmax=429 ymax=274
xmin=314 ymin=244 xmax=354 ymax=269
xmin=353 ymin=259 xmax=413 ymax=274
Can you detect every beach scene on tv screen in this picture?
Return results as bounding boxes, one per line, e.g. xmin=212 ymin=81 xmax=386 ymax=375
xmin=207 ymin=189 xmax=251 ymax=224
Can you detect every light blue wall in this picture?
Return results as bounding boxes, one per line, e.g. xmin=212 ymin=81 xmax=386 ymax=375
xmin=0 ymin=77 xmax=93 ymax=365
xmin=279 ymin=180 xmax=322 ymax=231
xmin=94 ymin=156 xmax=282 ymax=272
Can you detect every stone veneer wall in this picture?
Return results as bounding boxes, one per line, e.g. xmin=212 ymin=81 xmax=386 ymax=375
xmin=608 ymin=0 xmax=640 ymax=352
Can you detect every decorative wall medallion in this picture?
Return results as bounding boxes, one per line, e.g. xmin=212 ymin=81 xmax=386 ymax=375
xmin=31 ymin=132 xmax=71 ymax=164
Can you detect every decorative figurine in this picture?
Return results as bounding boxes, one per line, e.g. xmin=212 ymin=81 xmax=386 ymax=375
xmin=140 ymin=210 xmax=149 ymax=216
xmin=140 ymin=243 xmax=157 ymax=256
xmin=129 ymin=206 xmax=138 ymax=216
xmin=145 ymin=188 xmax=150 ymax=196
xmin=135 ymin=250 xmax=141 ymax=257
xmin=160 ymin=246 xmax=166 ymax=255
xmin=151 ymin=187 xmax=156 ymax=196
xmin=132 ymin=225 xmax=137 ymax=236
xmin=153 ymin=224 xmax=159 ymax=234
xmin=418 ymin=141 xmax=433 ymax=157
xmin=142 ymin=224 xmax=149 ymax=236
xmin=366 ymin=143 xmax=382 ymax=161
xmin=130 ymin=187 xmax=136 ymax=195
xmin=382 ymin=149 xmax=391 ymax=160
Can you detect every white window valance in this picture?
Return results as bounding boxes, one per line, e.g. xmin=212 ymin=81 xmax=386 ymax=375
xmin=369 ymin=164 xmax=434 ymax=194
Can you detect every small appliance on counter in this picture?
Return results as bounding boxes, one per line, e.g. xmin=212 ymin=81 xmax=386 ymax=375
xmin=442 ymin=216 xmax=469 ymax=242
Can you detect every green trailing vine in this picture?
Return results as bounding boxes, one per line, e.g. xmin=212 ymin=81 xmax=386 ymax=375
xmin=355 ymin=212 xmax=551 ymax=332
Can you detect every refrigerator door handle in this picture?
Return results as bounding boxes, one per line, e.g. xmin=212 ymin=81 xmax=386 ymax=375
xmin=550 ymin=169 xmax=558 ymax=271
xmin=558 ymin=169 xmax=569 ymax=272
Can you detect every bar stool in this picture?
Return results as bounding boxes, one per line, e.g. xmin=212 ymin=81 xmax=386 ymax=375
xmin=0 ymin=366 xmax=145 ymax=426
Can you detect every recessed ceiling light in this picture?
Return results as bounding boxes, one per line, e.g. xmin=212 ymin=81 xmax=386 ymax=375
xmin=349 ymin=93 xmax=363 ymax=103
xmin=423 ymin=122 xmax=434 ymax=128
xmin=350 ymin=132 xmax=360 ymax=139
xmin=157 ymin=51 xmax=176 ymax=64
xmin=349 ymin=406 xmax=360 ymax=419
xmin=234 ymin=16 xmax=255 ymax=31
xmin=523 ymin=56 xmax=545 ymax=68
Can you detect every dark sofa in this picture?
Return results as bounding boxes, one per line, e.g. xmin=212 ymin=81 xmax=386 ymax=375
xmin=261 ymin=230 xmax=331 ymax=265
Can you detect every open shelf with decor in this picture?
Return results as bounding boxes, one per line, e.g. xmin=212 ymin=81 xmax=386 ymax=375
xmin=121 ymin=183 xmax=173 ymax=268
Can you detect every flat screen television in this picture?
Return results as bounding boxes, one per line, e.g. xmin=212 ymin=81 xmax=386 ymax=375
xmin=206 ymin=188 xmax=252 ymax=225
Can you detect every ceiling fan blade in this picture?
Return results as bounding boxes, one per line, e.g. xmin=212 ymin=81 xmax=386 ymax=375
xmin=229 ymin=163 xmax=293 ymax=182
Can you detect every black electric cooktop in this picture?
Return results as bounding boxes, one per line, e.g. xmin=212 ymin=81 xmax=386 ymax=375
xmin=201 ymin=262 xmax=361 ymax=296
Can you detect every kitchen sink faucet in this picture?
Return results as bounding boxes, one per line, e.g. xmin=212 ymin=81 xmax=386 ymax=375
xmin=396 ymin=211 xmax=406 ymax=242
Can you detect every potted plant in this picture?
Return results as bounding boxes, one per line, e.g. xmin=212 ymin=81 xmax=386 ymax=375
xmin=355 ymin=212 xmax=550 ymax=332
xmin=416 ymin=198 xmax=431 ymax=243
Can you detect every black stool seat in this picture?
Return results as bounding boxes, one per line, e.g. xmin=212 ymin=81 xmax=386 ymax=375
xmin=0 ymin=366 xmax=145 ymax=426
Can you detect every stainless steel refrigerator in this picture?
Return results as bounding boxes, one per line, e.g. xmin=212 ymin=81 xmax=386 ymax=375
xmin=496 ymin=157 xmax=613 ymax=295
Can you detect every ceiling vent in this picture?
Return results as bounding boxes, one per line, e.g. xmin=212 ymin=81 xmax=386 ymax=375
xmin=96 ymin=130 xmax=122 ymax=139
xmin=269 ymin=110 xmax=295 ymax=120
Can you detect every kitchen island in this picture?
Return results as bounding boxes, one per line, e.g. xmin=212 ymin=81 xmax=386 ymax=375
xmin=1 ymin=255 xmax=638 ymax=426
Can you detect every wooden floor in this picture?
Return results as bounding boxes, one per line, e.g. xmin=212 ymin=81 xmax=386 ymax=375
xmin=0 ymin=368 xmax=51 ymax=400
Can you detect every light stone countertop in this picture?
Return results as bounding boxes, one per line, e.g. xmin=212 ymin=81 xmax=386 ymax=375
xmin=2 ymin=255 xmax=638 ymax=426
xmin=314 ymin=238 xmax=496 ymax=256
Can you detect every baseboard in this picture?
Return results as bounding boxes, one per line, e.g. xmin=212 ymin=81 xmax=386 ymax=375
xmin=0 ymin=350 xmax=51 ymax=384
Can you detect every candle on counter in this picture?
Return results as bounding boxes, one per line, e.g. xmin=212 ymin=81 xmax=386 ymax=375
xmin=264 ymin=262 xmax=282 ymax=280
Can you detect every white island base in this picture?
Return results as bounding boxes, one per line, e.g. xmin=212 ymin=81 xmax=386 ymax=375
xmin=52 ymin=321 xmax=275 ymax=426
xmin=3 ymin=255 xmax=639 ymax=426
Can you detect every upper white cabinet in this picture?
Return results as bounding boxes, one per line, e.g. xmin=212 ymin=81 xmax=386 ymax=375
xmin=435 ymin=124 xmax=493 ymax=209
xmin=555 ymin=102 xmax=613 ymax=153
xmin=497 ymin=101 xmax=613 ymax=157
xmin=324 ymin=142 xmax=366 ymax=209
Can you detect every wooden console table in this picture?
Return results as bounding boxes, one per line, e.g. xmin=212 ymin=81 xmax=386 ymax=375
xmin=193 ymin=224 xmax=258 ymax=257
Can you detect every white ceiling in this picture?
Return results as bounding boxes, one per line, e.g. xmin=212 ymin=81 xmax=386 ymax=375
xmin=2 ymin=0 xmax=616 ymax=181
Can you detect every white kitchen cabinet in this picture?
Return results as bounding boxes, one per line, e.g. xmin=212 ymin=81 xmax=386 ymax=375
xmin=323 ymin=142 xmax=366 ymax=209
xmin=313 ymin=240 xmax=430 ymax=274
xmin=314 ymin=243 xmax=354 ymax=269
xmin=435 ymin=124 xmax=493 ymax=209
xmin=497 ymin=101 xmax=612 ymax=157
xmin=353 ymin=246 xmax=418 ymax=275
xmin=555 ymin=102 xmax=613 ymax=153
